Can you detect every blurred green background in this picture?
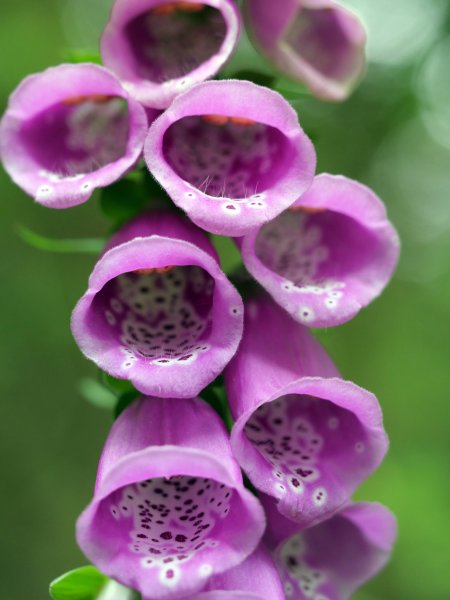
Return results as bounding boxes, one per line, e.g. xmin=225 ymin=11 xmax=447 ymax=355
xmin=0 ymin=1 xmax=449 ymax=598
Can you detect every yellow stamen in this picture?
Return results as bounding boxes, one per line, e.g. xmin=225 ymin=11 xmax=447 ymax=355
xmin=202 ymin=114 xmax=230 ymax=126
xmin=176 ymin=2 xmax=205 ymax=12
xmin=62 ymin=94 xmax=111 ymax=106
xmin=134 ymin=268 xmax=156 ymax=275
xmin=289 ymin=206 xmax=327 ymax=214
xmin=152 ymin=3 xmax=178 ymax=16
xmin=229 ymin=116 xmax=257 ymax=126
xmin=134 ymin=266 xmax=175 ymax=275
xmin=156 ymin=265 xmax=175 ymax=273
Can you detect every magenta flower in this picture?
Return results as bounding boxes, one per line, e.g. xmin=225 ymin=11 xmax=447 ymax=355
xmin=264 ymin=499 xmax=397 ymax=599
xmin=0 ymin=64 xmax=148 ymax=208
xmin=101 ymin=0 xmax=241 ymax=109
xmin=186 ymin=546 xmax=284 ymax=599
xmin=71 ymin=212 xmax=243 ymax=398
xmin=77 ymin=396 xmax=265 ymax=600
xmin=244 ymin=0 xmax=367 ymax=101
xmin=224 ymin=295 xmax=388 ymax=527
xmin=144 ymin=79 xmax=316 ymax=236
xmin=239 ymin=174 xmax=400 ymax=328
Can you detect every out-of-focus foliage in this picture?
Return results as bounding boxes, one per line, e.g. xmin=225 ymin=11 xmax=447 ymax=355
xmin=0 ymin=1 xmax=449 ymax=599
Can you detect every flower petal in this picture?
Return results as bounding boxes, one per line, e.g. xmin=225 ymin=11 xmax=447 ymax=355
xmin=187 ymin=545 xmax=284 ymax=599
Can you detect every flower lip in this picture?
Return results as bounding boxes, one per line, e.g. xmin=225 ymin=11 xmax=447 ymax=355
xmin=231 ymin=376 xmax=388 ymax=527
xmin=71 ymin=227 xmax=243 ymax=399
xmin=78 ymin=445 xmax=265 ymax=600
xmin=192 ymin=544 xmax=285 ymax=600
xmin=188 ymin=593 xmax=267 ymax=599
xmin=145 ymin=79 xmax=316 ymax=236
xmin=272 ymin=502 xmax=397 ymax=600
xmin=101 ymin=0 xmax=241 ymax=109
xmin=240 ymin=173 xmax=400 ymax=327
xmin=0 ymin=63 xmax=148 ymax=208
xmin=91 ymin=264 xmax=215 ymax=366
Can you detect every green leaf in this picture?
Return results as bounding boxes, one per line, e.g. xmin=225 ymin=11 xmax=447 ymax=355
xmin=201 ymin=377 xmax=234 ymax=431
xmin=229 ymin=69 xmax=276 ymax=88
xmin=100 ymin=372 xmax=137 ymax=396
xmin=114 ymin=390 xmax=141 ymax=420
xmin=78 ymin=378 xmax=117 ymax=410
xmin=49 ymin=566 xmax=107 ymax=600
xmin=64 ymin=49 xmax=102 ymax=64
xmin=211 ymin=235 xmax=242 ymax=274
xmin=274 ymin=77 xmax=311 ymax=101
xmin=16 ymin=224 xmax=104 ymax=254
xmin=100 ymin=178 xmax=149 ymax=228
xmin=228 ymin=265 xmax=260 ymax=301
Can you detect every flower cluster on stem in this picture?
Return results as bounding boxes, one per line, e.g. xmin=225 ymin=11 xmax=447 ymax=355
xmin=0 ymin=1 xmax=399 ymax=599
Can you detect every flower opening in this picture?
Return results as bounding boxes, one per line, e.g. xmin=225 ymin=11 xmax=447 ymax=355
xmin=0 ymin=63 xmax=147 ymax=208
xmin=71 ymin=213 xmax=243 ymax=398
xmin=145 ymin=80 xmax=316 ymax=236
xmin=101 ymin=0 xmax=241 ymax=108
xmin=240 ymin=174 xmax=400 ymax=327
xmin=244 ymin=0 xmax=366 ymax=101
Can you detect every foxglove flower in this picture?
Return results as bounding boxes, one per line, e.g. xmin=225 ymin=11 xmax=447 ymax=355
xmin=0 ymin=64 xmax=148 ymax=208
xmin=77 ymin=396 xmax=265 ymax=600
xmin=71 ymin=212 xmax=243 ymax=398
xmin=101 ymin=0 xmax=241 ymax=109
xmin=239 ymin=174 xmax=400 ymax=328
xmin=263 ymin=499 xmax=397 ymax=599
xmin=244 ymin=0 xmax=366 ymax=101
xmin=145 ymin=79 xmax=316 ymax=236
xmin=224 ymin=295 xmax=388 ymax=527
xmin=187 ymin=546 xmax=284 ymax=599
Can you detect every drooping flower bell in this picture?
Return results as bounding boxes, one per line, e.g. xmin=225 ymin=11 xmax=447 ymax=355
xmin=244 ymin=0 xmax=367 ymax=101
xmin=77 ymin=397 xmax=266 ymax=600
xmin=71 ymin=212 xmax=243 ymax=398
xmin=239 ymin=174 xmax=400 ymax=328
xmin=101 ymin=0 xmax=242 ymax=109
xmin=144 ymin=79 xmax=316 ymax=236
xmin=0 ymin=64 xmax=148 ymax=208
xmin=186 ymin=545 xmax=284 ymax=599
xmin=263 ymin=499 xmax=397 ymax=599
xmin=224 ymin=294 xmax=388 ymax=527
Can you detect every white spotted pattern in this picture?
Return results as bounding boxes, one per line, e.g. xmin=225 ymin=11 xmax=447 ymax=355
xmin=163 ymin=116 xmax=289 ymax=200
xmin=108 ymin=476 xmax=233 ymax=586
xmin=280 ymin=534 xmax=328 ymax=600
xmin=255 ymin=211 xmax=346 ymax=311
xmin=98 ymin=266 xmax=214 ymax=367
xmin=245 ymin=396 xmax=324 ymax=499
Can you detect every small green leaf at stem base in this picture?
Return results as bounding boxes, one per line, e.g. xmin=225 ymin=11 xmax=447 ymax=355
xmin=100 ymin=372 xmax=137 ymax=396
xmin=78 ymin=378 xmax=117 ymax=410
xmin=49 ymin=565 xmax=107 ymax=600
